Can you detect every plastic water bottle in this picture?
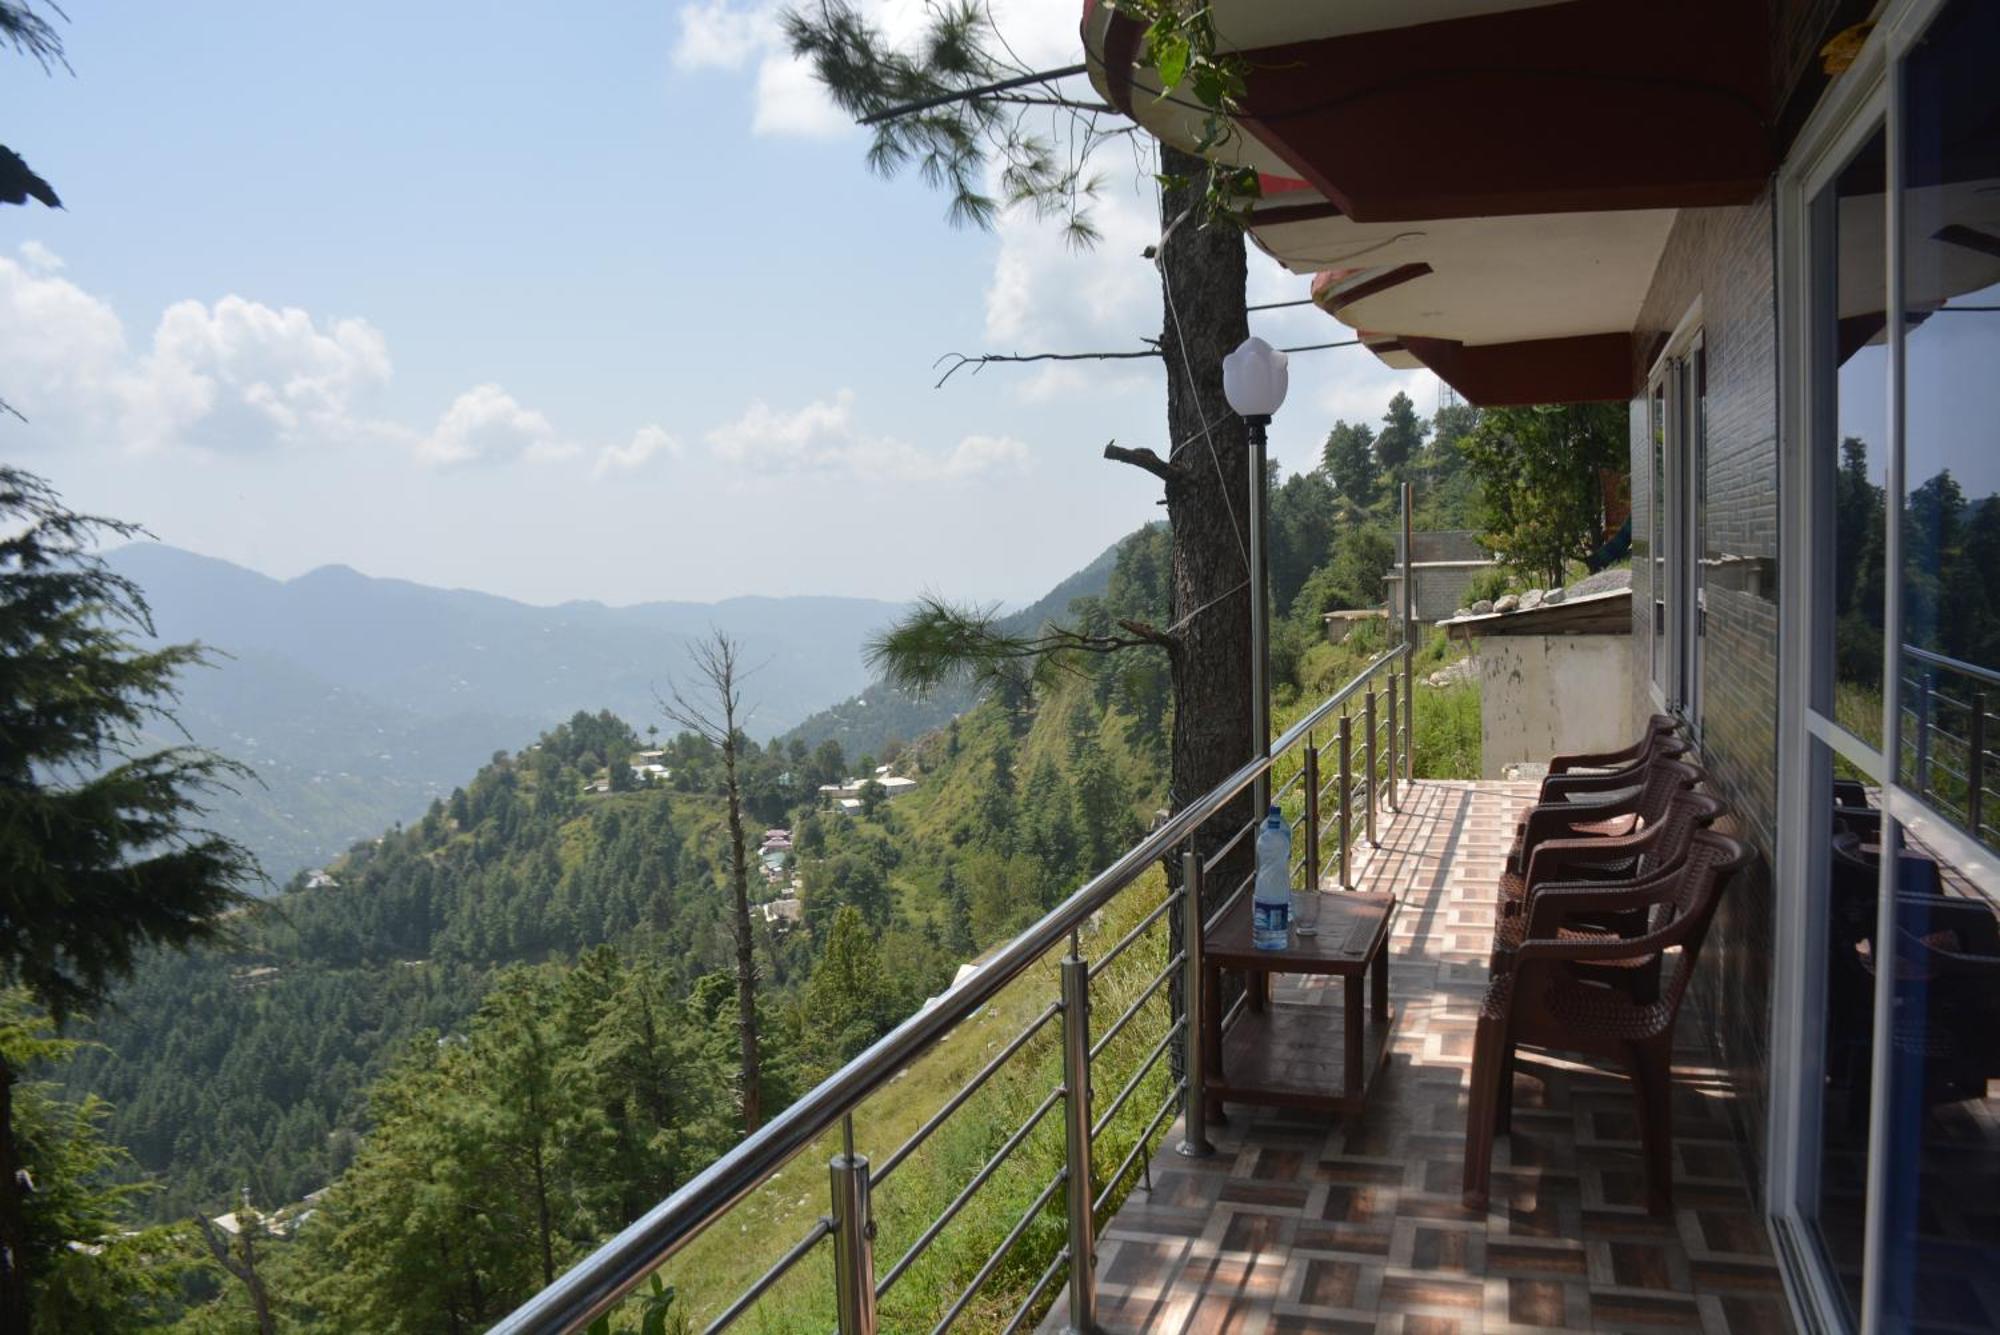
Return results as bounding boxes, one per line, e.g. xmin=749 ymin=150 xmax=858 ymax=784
xmin=1252 ymin=805 xmax=1292 ymax=949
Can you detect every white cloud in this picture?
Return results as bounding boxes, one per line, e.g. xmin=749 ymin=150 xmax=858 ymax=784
xmin=17 ymin=240 xmax=64 ymax=273
xmin=1 ymin=247 xmax=662 ymax=472
xmin=138 ymin=295 xmax=395 ymax=452
xmin=595 ymin=424 xmax=682 ymax=477
xmin=672 ymin=1 xmax=1086 ymax=142
xmin=671 ymin=0 xmax=774 ymax=70
xmin=707 ymin=388 xmax=1027 ymax=480
xmin=418 ymin=384 xmax=576 ymax=468
xmin=750 ymin=51 xmax=851 ymax=137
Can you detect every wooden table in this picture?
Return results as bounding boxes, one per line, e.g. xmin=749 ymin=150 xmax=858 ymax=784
xmin=1202 ymin=890 xmax=1399 ymax=1117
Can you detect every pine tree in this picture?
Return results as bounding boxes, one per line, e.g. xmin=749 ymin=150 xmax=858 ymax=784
xmin=0 ymin=468 xmax=258 ymax=1327
xmin=1376 ymin=390 xmax=1428 ymax=477
xmin=1323 ymin=420 xmax=1379 ymax=507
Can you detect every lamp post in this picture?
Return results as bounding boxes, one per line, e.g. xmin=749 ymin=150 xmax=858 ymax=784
xmin=1222 ymin=336 xmax=1289 ymax=817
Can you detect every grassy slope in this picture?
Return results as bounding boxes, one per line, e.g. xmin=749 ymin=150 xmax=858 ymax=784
xmin=654 ymin=674 xmax=1174 ymax=1333
xmin=643 ymin=637 xmax=1478 ymax=1331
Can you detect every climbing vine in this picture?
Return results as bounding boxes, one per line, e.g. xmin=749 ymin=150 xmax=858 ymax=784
xmin=1116 ymin=1 xmax=1261 ymax=221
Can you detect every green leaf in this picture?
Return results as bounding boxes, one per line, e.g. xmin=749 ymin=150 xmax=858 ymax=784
xmin=1153 ymin=33 xmax=1190 ymax=93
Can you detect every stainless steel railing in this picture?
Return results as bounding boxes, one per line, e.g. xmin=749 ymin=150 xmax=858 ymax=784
xmin=1899 ymin=645 xmax=1998 ymax=849
xmin=493 ymin=653 xmax=1419 ymax=1334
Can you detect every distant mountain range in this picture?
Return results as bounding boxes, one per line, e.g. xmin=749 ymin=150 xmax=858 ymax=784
xmin=108 ymin=544 xmax=910 ymax=883
xmin=781 ymin=529 xmax=1134 ymax=758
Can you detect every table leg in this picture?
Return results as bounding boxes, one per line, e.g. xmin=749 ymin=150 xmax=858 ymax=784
xmin=1248 ymin=967 xmax=1268 ymax=1013
xmin=1371 ymin=947 xmax=1389 ymax=1023
xmin=1344 ymin=972 xmax=1364 ymax=1097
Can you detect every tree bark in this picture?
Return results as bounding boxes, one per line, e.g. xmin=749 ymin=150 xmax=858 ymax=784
xmin=723 ymin=719 xmax=762 ymax=1133
xmin=1157 ymin=147 xmax=1256 ymax=872
xmin=1149 ymin=149 xmax=1257 ymax=1066
xmin=0 ymin=1059 xmax=28 ymax=1333
xmin=195 ymin=1212 xmax=276 ymax=1335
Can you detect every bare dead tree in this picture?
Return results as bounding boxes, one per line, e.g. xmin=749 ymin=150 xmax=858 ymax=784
xmin=658 ymin=632 xmax=763 ymax=1133
xmin=194 ymin=1205 xmax=276 ymax=1335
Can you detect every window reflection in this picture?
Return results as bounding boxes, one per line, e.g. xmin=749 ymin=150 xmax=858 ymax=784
xmin=1875 ymin=4 xmax=2000 ymax=1325
xmin=1813 ymin=129 xmax=1892 ymax=751
xmin=1816 ymin=738 xmax=1875 ymax=1321
xmin=1899 ymin=0 xmax=2000 ymax=852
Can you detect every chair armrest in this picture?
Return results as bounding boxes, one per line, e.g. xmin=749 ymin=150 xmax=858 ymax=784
xmin=1524 ymin=831 xmax=1657 ymax=888
xmin=1522 ymin=879 xmax=1669 ymax=941
xmin=1540 ymin=764 xmax=1649 ymax=798
xmin=1548 ymin=738 xmax=1646 ymax=775
xmin=1519 ymin=798 xmax=1641 ymax=866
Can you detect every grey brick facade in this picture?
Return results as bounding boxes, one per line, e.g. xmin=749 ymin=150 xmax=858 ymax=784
xmin=1627 ymin=195 xmax=1784 ymax=1193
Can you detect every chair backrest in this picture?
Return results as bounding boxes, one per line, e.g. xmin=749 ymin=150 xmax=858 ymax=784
xmin=1654 ymin=830 xmax=1752 ymax=1015
xmin=1633 ymin=790 xmax=1728 ymax=876
xmin=1635 ymin=756 xmax=1705 ymax=827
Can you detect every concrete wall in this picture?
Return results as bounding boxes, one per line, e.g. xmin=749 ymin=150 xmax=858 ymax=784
xmin=1476 ymin=634 xmax=1637 ymax=778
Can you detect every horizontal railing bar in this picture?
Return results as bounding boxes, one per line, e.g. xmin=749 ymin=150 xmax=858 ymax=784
xmin=929 ymin=1169 xmax=1065 ymax=1335
xmin=1203 ymin=873 xmax=1253 ymax=936
xmin=1093 ymin=1079 xmax=1183 ymax=1215
xmin=1088 ymin=891 xmax=1180 ymax=980
xmin=1000 ymin=1249 xmax=1068 ymax=1335
xmin=876 ymin=1086 xmax=1063 ymax=1297
xmin=1090 ymin=953 xmax=1181 ymax=1060
xmin=492 ymin=646 xmax=1407 ymax=1333
xmin=1904 ymin=643 xmax=2000 ymax=687
xmin=1091 ymin=1017 xmax=1183 ymax=1140
xmin=1202 ymin=816 xmax=1259 ymax=876
xmin=873 ymin=1002 xmax=1061 ymax=1189
xmin=700 ymin=1217 xmax=832 ymax=1335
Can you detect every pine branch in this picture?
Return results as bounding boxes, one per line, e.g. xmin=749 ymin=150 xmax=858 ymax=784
xmin=932 ymin=347 xmax=1160 ymax=388
xmin=1102 ymin=442 xmax=1183 ymax=484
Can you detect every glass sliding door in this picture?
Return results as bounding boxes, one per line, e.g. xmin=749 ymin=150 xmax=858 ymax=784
xmin=1781 ymin=2 xmax=2000 ymax=1328
xmin=1873 ymin=3 xmax=2000 ymax=1325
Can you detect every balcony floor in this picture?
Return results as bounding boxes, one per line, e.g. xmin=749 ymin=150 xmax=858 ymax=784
xmin=1043 ymin=780 xmax=1792 ymax=1334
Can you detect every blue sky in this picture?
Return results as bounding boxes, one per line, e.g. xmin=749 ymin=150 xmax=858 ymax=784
xmin=0 ymin=1 xmax=1435 ymax=607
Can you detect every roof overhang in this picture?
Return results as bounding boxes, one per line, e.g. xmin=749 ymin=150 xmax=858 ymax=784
xmin=1080 ymin=0 xmax=1781 ymax=407
xmin=1084 ymin=0 xmax=1773 ymax=222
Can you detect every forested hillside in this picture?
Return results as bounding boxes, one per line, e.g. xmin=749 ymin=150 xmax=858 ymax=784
xmin=106 ymin=544 xmax=910 ymax=883
xmin=33 ymin=389 xmax=1525 ymax=1329
xmin=778 ymin=527 xmax=1138 ymax=760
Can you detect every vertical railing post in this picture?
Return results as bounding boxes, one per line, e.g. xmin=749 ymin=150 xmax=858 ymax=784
xmin=1401 ymin=481 xmax=1416 ymax=787
xmin=1386 ymin=675 xmax=1400 ymax=813
xmin=1363 ymin=688 xmax=1379 ymax=848
xmin=1303 ymin=744 xmax=1321 ymax=889
xmin=1337 ymin=713 xmax=1354 ymax=890
xmin=830 ymin=1116 xmax=877 ymax=1335
xmin=1915 ymin=671 xmax=1933 ymax=798
xmin=1176 ymin=851 xmax=1214 ymax=1160
xmin=1060 ymin=937 xmax=1097 ymax=1333
xmin=1969 ymin=689 xmax=1986 ymax=838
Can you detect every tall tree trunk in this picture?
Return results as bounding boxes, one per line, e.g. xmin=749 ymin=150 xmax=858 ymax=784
xmin=0 ymin=1059 xmax=29 ymax=1333
xmin=1158 ymin=147 xmax=1255 ymax=878
xmin=724 ymin=734 xmax=762 ymax=1132
xmin=1150 ymin=149 xmax=1256 ymax=1066
xmin=531 ymin=1141 xmax=554 ymax=1286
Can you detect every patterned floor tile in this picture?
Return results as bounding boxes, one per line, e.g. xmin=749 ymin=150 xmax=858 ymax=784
xmin=1041 ymin=782 xmax=1795 ymax=1335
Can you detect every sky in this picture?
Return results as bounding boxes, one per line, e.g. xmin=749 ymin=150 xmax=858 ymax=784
xmin=0 ymin=0 xmax=1437 ymax=608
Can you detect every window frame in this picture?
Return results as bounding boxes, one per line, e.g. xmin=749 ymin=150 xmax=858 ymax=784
xmin=1771 ymin=5 xmax=2000 ymax=1332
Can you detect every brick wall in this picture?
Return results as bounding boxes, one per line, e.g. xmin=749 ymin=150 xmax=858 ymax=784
xmin=1627 ymin=194 xmax=1783 ymax=1195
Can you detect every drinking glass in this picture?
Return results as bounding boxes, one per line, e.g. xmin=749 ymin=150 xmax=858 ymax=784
xmin=1292 ymin=886 xmax=1321 ymax=936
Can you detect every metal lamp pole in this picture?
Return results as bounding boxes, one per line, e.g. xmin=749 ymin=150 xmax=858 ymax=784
xmin=1245 ymin=414 xmax=1271 ymax=815
xmin=1222 ymin=338 xmax=1290 ymax=817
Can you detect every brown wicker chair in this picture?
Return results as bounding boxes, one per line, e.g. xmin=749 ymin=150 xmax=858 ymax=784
xmin=1505 ymin=756 xmax=1705 ymax=881
xmin=1490 ymin=789 xmax=1727 ymax=968
xmin=1463 ymin=829 xmax=1750 ymax=1215
xmin=1515 ymin=715 xmax=1685 ymax=817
